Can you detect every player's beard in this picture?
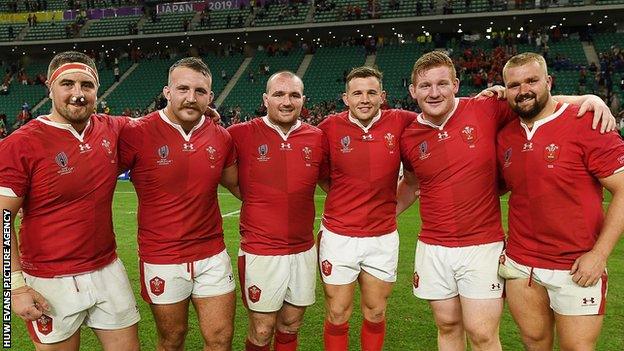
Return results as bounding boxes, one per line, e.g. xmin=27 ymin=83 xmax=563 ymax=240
xmin=511 ymin=91 xmax=548 ymax=121
xmin=55 ymin=100 xmax=93 ymax=125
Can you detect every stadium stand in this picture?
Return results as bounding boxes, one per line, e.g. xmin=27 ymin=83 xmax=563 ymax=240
xmin=376 ymin=42 xmax=433 ymax=101
xmin=142 ymin=12 xmax=196 ymax=34
xmin=83 ymin=15 xmax=141 ymax=38
xmin=23 ymin=20 xmax=77 ymax=40
xmin=194 ymin=8 xmax=252 ymax=30
xmin=251 ymin=3 xmax=310 ymax=27
xmin=0 ymin=23 xmax=24 ymax=41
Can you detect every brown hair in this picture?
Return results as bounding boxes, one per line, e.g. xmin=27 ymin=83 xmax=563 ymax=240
xmin=503 ymin=52 xmax=548 ymax=81
xmin=345 ymin=66 xmax=383 ymax=92
xmin=47 ymin=51 xmax=97 ymax=80
xmin=168 ymin=57 xmax=212 ymax=84
xmin=411 ymin=51 xmax=456 ymax=83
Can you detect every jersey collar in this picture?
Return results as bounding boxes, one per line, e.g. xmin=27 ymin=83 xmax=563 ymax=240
xmin=261 ymin=116 xmax=301 ymax=141
xmin=347 ymin=110 xmax=381 ymax=133
xmin=416 ymin=98 xmax=460 ymax=130
xmin=37 ymin=115 xmax=91 ymax=143
xmin=159 ymin=109 xmax=205 ymax=142
xmin=520 ymin=103 xmax=568 ymax=141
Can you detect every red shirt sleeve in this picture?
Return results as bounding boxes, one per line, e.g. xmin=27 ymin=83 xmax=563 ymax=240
xmin=221 ymin=127 xmax=237 ymax=168
xmin=0 ymin=136 xmax=30 ymax=197
xmin=577 ymin=114 xmax=624 ymax=179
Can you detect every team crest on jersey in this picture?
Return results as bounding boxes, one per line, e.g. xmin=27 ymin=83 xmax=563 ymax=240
xmin=340 ymin=136 xmax=353 ymax=153
xmin=418 ymin=141 xmax=430 ymax=160
xmin=157 ymin=145 xmax=172 ymax=166
xmin=522 ymin=141 xmax=534 ymax=152
xmin=543 ymin=143 xmax=559 ymax=166
xmin=206 ymin=146 xmax=218 ymax=168
xmin=618 ymin=155 xmax=624 ymax=165
xmin=36 ymin=314 xmax=53 ymax=335
xmin=384 ymin=133 xmax=396 ymax=153
xmin=503 ymin=147 xmax=512 ymax=168
xmin=257 ymin=144 xmax=270 ymax=162
xmin=55 ymin=152 xmax=74 ymax=175
xmin=413 ymin=272 xmax=419 ymax=289
xmin=460 ymin=125 xmax=477 ymax=148
xmin=150 ymin=276 xmax=165 ymax=296
xmin=101 ymin=139 xmax=116 ymax=163
xmin=248 ymin=285 xmax=262 ymax=303
xmin=321 ymin=260 xmax=333 ymax=276
xmin=301 ymin=146 xmax=313 ymax=166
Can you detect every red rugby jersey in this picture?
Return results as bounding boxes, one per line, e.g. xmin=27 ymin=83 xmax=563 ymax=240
xmin=401 ymin=97 xmax=514 ymax=247
xmin=497 ymin=103 xmax=624 ymax=269
xmin=0 ymin=115 xmax=127 ymax=277
xmin=228 ymin=117 xmax=327 ymax=255
xmin=119 ymin=110 xmax=235 ymax=264
xmin=319 ymin=109 xmax=416 ymax=237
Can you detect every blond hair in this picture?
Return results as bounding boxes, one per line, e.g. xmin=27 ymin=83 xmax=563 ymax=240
xmin=411 ymin=51 xmax=456 ymax=83
xmin=503 ymin=52 xmax=548 ymax=81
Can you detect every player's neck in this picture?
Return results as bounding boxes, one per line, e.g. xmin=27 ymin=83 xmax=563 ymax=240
xmin=164 ymin=107 xmax=200 ymax=134
xmin=520 ymin=98 xmax=558 ymax=129
xmin=266 ymin=117 xmax=297 ymax=134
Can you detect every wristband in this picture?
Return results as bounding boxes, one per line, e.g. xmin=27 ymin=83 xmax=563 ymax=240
xmin=10 ymin=270 xmax=26 ymax=291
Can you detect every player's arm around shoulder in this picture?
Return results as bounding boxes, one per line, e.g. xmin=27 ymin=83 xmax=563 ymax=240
xmin=396 ymin=169 xmax=419 ymax=217
xmin=555 ymin=94 xmax=616 ymax=133
xmin=220 ymin=127 xmax=241 ymax=200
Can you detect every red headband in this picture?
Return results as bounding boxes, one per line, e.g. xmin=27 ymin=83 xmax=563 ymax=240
xmin=48 ymin=62 xmax=99 ymax=87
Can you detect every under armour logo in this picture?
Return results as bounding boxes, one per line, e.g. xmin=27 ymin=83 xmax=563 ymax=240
xmin=438 ymin=131 xmax=449 ymax=140
xmin=491 ymin=283 xmax=501 ymax=290
xmin=183 ymin=143 xmax=194 ymax=151
xmin=281 ymin=142 xmax=291 ymax=150
xmin=523 ymin=142 xmax=533 ymax=151
xmin=362 ymin=134 xmax=373 ymax=141
xmin=79 ymin=143 xmax=91 ymax=152
xmin=582 ymin=297 xmax=596 ymax=305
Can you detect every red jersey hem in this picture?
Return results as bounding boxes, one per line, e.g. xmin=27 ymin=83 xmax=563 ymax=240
xmin=139 ymin=241 xmax=226 ymax=264
xmin=22 ymin=253 xmax=117 ymax=278
xmin=418 ymin=234 xmax=505 ymax=247
xmin=241 ymin=240 xmax=314 ymax=256
xmin=322 ymin=222 xmax=397 ymax=238
xmin=506 ymin=251 xmax=574 ymax=270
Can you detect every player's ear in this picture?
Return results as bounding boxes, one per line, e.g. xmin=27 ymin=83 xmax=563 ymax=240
xmin=408 ymin=84 xmax=416 ymax=99
xmin=262 ymin=93 xmax=268 ymax=107
xmin=341 ymin=92 xmax=349 ymax=106
xmin=162 ymin=85 xmax=171 ymax=100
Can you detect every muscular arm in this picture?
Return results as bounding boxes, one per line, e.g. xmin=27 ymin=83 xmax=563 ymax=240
xmin=1 ymin=195 xmax=49 ymax=321
xmin=220 ymin=164 xmax=241 ymax=200
xmin=396 ymin=169 xmax=420 ymax=216
xmin=570 ymin=171 xmax=624 ymax=286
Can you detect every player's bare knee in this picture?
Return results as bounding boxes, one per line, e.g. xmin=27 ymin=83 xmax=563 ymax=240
xmin=158 ymin=325 xmax=188 ymax=350
xmin=361 ymin=305 xmax=386 ymax=323
xmin=327 ymin=303 xmax=353 ymax=324
xmin=435 ymin=318 xmax=463 ymax=335
xmin=249 ymin=323 xmax=274 ymax=345
xmin=465 ymin=328 xmax=499 ymax=349
xmin=277 ymin=316 xmax=303 ymax=333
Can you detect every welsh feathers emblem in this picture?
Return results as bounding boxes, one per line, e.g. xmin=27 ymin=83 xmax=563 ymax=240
xmin=460 ymin=125 xmax=477 ymax=145
xmin=36 ymin=314 xmax=53 ymax=335
xmin=55 ymin=152 xmax=68 ymax=168
xmin=321 ymin=260 xmax=333 ymax=276
xmin=301 ymin=146 xmax=312 ymax=162
xmin=150 ymin=276 xmax=165 ymax=296
xmin=384 ymin=133 xmax=396 ymax=152
xmin=158 ymin=145 xmax=169 ymax=159
xmin=248 ymin=285 xmax=262 ymax=303
xmin=543 ymin=143 xmax=559 ymax=163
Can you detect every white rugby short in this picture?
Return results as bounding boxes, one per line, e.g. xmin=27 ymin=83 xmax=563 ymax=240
xmin=24 ymin=258 xmax=140 ymax=344
xmin=500 ymin=254 xmax=607 ymax=315
xmin=238 ymin=246 xmax=317 ymax=312
xmin=413 ymin=240 xmax=505 ymax=300
xmin=318 ymin=225 xmax=399 ymax=285
xmin=140 ymin=249 xmax=235 ymax=304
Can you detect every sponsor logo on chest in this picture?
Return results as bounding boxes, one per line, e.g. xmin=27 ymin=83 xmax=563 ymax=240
xmin=78 ymin=143 xmax=92 ymax=153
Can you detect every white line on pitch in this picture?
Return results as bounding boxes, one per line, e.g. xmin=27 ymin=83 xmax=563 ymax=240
xmin=222 ymin=210 xmax=240 ymax=217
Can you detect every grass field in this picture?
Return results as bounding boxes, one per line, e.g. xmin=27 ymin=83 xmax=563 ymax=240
xmin=7 ymin=181 xmax=624 ymax=350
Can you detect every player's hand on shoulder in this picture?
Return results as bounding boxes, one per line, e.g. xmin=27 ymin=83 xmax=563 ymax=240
xmin=12 ymin=286 xmax=49 ymax=321
xmin=476 ymin=85 xmax=506 ymax=99
xmin=570 ymin=250 xmax=607 ymax=287
xmin=577 ymin=95 xmax=616 ymax=133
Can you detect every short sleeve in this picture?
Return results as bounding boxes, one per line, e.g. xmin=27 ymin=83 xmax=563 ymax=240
xmin=0 ymin=137 xmax=31 ymax=197
xmin=578 ymin=116 xmax=624 ymax=178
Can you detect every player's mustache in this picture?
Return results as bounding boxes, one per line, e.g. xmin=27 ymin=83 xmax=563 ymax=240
xmin=515 ymin=92 xmax=536 ymax=103
xmin=181 ymin=103 xmax=200 ymax=110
